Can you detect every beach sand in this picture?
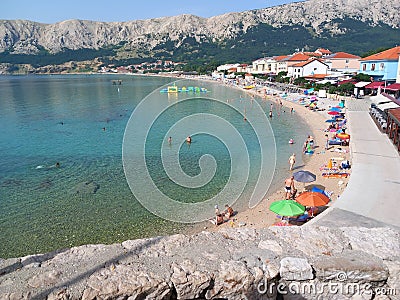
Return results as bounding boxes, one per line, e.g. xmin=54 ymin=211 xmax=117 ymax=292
xmin=204 ymin=87 xmax=351 ymax=232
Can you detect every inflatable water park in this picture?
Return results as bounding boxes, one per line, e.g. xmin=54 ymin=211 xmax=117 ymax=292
xmin=160 ymin=84 xmax=208 ymax=93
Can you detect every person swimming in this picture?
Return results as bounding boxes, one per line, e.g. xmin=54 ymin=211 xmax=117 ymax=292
xmin=36 ymin=162 xmax=61 ymax=170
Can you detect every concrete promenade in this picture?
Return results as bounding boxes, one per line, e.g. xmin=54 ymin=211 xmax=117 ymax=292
xmin=311 ymin=97 xmax=400 ymax=228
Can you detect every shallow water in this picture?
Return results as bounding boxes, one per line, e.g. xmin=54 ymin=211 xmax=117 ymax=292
xmin=0 ymin=75 xmax=309 ymax=258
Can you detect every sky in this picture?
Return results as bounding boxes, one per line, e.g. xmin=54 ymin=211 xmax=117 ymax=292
xmin=1 ymin=0 xmax=298 ymax=23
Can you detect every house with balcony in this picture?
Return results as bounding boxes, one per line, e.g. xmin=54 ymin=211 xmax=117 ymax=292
xmin=360 ymin=46 xmax=400 ymax=82
xmin=251 ymin=57 xmax=276 ymax=74
xmin=273 ymin=55 xmax=290 ymax=74
xmin=278 ymin=53 xmax=310 ymax=73
xmin=324 ymin=52 xmax=360 ymax=72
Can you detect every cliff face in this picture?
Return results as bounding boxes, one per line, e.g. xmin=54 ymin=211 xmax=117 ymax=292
xmin=0 ymin=0 xmax=399 ymax=55
xmin=0 ymin=226 xmax=399 ymax=299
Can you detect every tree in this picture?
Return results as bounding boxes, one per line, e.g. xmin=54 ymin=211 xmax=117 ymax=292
xmin=293 ymin=77 xmax=308 ymax=86
xmin=353 ymin=73 xmax=371 ymax=82
xmin=361 ymin=47 xmax=391 ymax=58
xmin=337 ymin=82 xmax=355 ymax=95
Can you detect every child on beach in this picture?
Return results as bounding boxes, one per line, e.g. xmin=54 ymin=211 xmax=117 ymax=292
xmin=289 ymin=153 xmax=296 ymax=171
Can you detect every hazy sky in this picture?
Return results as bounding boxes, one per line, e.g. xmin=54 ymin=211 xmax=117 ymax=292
xmin=1 ymin=0 xmax=298 ymax=23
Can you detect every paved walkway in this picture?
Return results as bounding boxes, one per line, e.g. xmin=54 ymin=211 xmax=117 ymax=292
xmin=311 ymin=97 xmax=400 ymax=228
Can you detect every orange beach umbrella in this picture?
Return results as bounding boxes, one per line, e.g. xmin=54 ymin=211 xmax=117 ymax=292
xmin=295 ymin=191 xmax=329 ymax=207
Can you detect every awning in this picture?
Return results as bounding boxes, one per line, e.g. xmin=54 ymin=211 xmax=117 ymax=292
xmin=365 ymin=82 xmax=385 ymax=89
xmin=338 ymin=79 xmax=356 ymax=85
xmin=354 ymin=81 xmax=370 ymax=88
xmin=377 ymin=102 xmax=400 ymax=111
xmin=385 ymin=83 xmax=400 ymax=91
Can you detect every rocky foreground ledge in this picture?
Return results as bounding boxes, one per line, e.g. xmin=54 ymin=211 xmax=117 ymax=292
xmin=0 ymin=226 xmax=399 ymax=300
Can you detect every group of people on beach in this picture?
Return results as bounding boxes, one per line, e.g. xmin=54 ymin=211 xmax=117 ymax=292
xmin=210 ymin=204 xmax=234 ymax=226
xmin=303 ymin=135 xmax=314 ymax=153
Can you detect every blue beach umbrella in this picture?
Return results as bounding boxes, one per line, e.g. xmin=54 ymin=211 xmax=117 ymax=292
xmin=329 ymin=107 xmax=341 ymax=112
xmin=293 ymin=170 xmax=316 ymax=183
xmin=325 ymin=119 xmax=336 ymax=123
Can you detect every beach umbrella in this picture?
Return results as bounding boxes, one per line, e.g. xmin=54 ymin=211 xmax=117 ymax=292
xmin=293 ymin=170 xmax=316 ymax=183
xmin=305 ymin=184 xmax=326 ymax=191
xmin=329 ymin=107 xmax=341 ymax=112
xmin=270 ymin=200 xmax=305 ymax=217
xmin=325 ymin=119 xmax=336 ymax=123
xmin=336 ymin=133 xmax=350 ymax=140
xmin=296 ymin=192 xmax=329 ymax=207
xmin=311 ymin=186 xmax=330 ymax=198
xmin=328 ymin=111 xmax=340 ymax=115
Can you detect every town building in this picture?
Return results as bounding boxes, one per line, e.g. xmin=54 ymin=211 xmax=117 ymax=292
xmin=324 ymin=52 xmax=360 ymax=72
xmin=287 ymin=58 xmax=329 ymax=78
xmin=360 ymin=46 xmax=400 ymax=82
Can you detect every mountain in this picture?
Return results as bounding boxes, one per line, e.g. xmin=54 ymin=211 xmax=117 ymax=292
xmin=0 ymin=0 xmax=399 ymax=68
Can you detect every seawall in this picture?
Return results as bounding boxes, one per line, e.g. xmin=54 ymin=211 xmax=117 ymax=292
xmin=1 ymin=225 xmax=399 ymax=299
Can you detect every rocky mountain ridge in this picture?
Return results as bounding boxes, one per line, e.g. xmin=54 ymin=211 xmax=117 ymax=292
xmin=0 ymin=0 xmax=399 ymax=56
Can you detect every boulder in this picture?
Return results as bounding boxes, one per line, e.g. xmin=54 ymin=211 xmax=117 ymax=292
xmin=280 ymin=257 xmax=314 ymax=281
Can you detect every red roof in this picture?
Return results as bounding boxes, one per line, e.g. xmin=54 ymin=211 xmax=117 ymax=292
xmin=304 ymin=74 xmax=328 ymax=79
xmin=385 ymin=83 xmax=400 ymax=91
xmin=287 ymin=53 xmax=310 ymax=61
xmin=274 ymin=55 xmax=290 ymax=61
xmin=329 ymin=52 xmax=361 ymax=59
xmin=361 ymin=46 xmax=400 ymax=61
xmin=291 ymin=58 xmax=326 ymax=67
xmin=303 ymin=51 xmax=321 ymax=57
xmin=365 ymin=81 xmax=385 ymax=89
xmin=316 ymin=48 xmax=332 ymax=54
xmin=338 ymin=79 xmax=357 ymax=85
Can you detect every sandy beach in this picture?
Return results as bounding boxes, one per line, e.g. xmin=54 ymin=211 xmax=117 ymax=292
xmin=203 ymin=84 xmax=351 ymax=231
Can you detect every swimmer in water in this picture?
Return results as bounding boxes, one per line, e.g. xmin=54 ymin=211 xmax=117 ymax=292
xmin=168 ymin=136 xmax=172 ymax=145
xmin=36 ymin=162 xmax=60 ymax=169
xmin=186 ymin=136 xmax=192 ymax=144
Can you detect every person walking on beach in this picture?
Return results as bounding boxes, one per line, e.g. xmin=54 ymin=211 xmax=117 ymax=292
xmin=289 ymin=153 xmax=296 ymax=171
xmin=284 ymin=176 xmax=295 ymax=200
xmin=269 ymin=110 xmax=273 ymax=118
xmin=325 ymin=134 xmax=329 ymax=150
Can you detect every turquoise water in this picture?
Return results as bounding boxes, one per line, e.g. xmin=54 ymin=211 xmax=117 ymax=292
xmin=0 ymin=75 xmax=309 ymax=258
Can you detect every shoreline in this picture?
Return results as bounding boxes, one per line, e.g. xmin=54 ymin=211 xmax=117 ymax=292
xmin=185 ymin=78 xmax=351 ymax=232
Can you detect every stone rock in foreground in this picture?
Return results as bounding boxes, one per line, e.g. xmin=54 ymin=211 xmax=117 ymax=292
xmin=0 ymin=226 xmax=399 ymax=300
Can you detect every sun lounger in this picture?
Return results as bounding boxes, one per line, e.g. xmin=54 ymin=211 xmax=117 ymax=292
xmin=322 ymin=172 xmax=349 ymax=178
xmin=328 ymin=139 xmax=342 ymax=145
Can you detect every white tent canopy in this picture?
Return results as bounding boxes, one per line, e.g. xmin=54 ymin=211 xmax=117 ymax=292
xmin=354 ymin=81 xmax=370 ymax=88
xmin=377 ymin=102 xmax=399 ymax=111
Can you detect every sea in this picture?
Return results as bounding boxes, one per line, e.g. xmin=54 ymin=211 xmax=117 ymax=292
xmin=0 ymin=74 xmax=310 ymax=258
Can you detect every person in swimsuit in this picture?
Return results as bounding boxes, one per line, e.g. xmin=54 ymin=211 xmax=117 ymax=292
xmin=284 ymin=176 xmax=295 ymax=200
xmin=224 ymin=204 xmax=234 ymax=218
xmin=289 ymin=153 xmax=296 ymax=171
